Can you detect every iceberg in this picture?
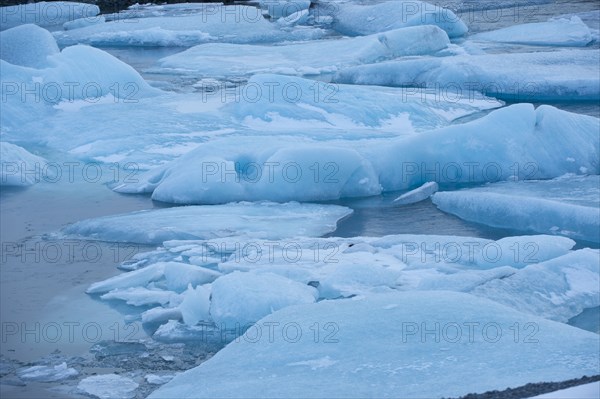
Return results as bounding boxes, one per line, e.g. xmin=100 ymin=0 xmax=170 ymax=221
xmin=335 ymin=49 xmax=600 ymax=101
xmin=432 ymin=175 xmax=600 ymax=242
xmin=63 ymin=202 xmax=353 ymax=244
xmin=0 ymin=142 xmax=48 ymax=187
xmin=316 ymin=0 xmax=468 ymax=38
xmin=53 ymin=5 xmax=326 ymax=47
xmin=148 ymin=291 xmax=600 ymax=399
xmin=0 ymin=1 xmax=99 ymax=31
xmin=471 ymin=16 xmax=593 ymax=47
xmin=156 ymin=26 xmax=450 ymax=78
xmin=115 ymin=104 xmax=599 ymax=204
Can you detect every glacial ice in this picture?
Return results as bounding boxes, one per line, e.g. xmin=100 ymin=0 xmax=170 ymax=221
xmin=0 ymin=142 xmax=48 ymax=187
xmin=115 ymin=104 xmax=599 ymax=204
xmin=77 ymin=374 xmax=139 ymax=399
xmin=394 ymin=182 xmax=439 ymax=205
xmin=17 ymin=362 xmax=78 ymax=382
xmin=156 ymin=26 xmax=450 ymax=78
xmin=0 ymin=24 xmax=59 ymax=68
xmin=257 ymin=0 xmax=311 ymax=19
xmin=317 ymin=0 xmax=468 ymax=38
xmin=2 ymin=28 xmax=501 ymax=167
xmin=0 ymin=1 xmax=99 ymax=31
xmin=335 ymin=49 xmax=600 ymax=101
xmin=53 ymin=5 xmax=326 ymax=47
xmin=88 ymin=232 xmax=592 ymax=340
xmin=209 ymin=271 xmax=318 ymax=327
xmin=471 ymin=16 xmax=593 ymax=47
xmin=63 ymin=202 xmax=353 ymax=244
xmin=432 ymin=175 xmax=600 ymax=242
xmin=62 ymin=14 xmax=105 ymax=30
xmin=148 ymin=291 xmax=600 ymax=399
xmin=1 ymin=27 xmax=158 ymax=131
xmin=473 ymin=249 xmax=600 ymax=322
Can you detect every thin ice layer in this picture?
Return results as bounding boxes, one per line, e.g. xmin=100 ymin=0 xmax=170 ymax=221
xmin=63 ymin=202 xmax=353 ymax=244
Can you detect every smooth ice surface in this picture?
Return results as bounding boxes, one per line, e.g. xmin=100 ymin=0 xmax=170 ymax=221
xmin=471 ymin=16 xmax=593 ymax=46
xmin=0 ymin=2 xmax=99 ymax=30
xmin=335 ymin=49 xmax=600 ymax=101
xmin=210 ymin=271 xmax=318 ymax=327
xmin=63 ymin=202 xmax=352 ymax=244
xmin=0 ymin=142 xmax=47 ymax=187
xmin=116 ymin=104 xmax=599 ymax=204
xmin=149 ymin=291 xmax=600 ymax=399
xmin=53 ymin=5 xmax=326 ymax=47
xmin=394 ymin=182 xmax=438 ymax=205
xmin=156 ymin=26 xmax=450 ymax=78
xmin=77 ymin=374 xmax=139 ymax=399
xmin=433 ymin=175 xmax=600 ymax=242
xmin=0 ymin=24 xmax=59 ymax=68
xmin=319 ymin=0 xmax=468 ymax=38
xmin=528 ymin=382 xmax=600 ymax=399
xmin=17 ymin=363 xmax=78 ymax=382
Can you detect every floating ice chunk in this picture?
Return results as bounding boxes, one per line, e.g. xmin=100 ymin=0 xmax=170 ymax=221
xmin=65 ymin=202 xmax=352 ymax=244
xmin=320 ymin=0 xmax=467 ymax=38
xmin=0 ymin=2 xmax=99 ymax=30
xmin=87 ymin=262 xmax=220 ymax=294
xmin=472 ymin=249 xmax=600 ymax=322
xmin=179 ymin=284 xmax=211 ymax=326
xmin=100 ymin=287 xmax=182 ymax=307
xmin=394 ymin=182 xmax=438 ymax=205
xmin=77 ymin=374 xmax=139 ymax=399
xmin=157 ymin=26 xmax=450 ymax=78
xmin=433 ymin=175 xmax=600 ymax=242
xmin=121 ymin=104 xmax=598 ymax=204
xmin=277 ymin=9 xmax=310 ymax=26
xmin=146 ymin=374 xmax=177 ymax=385
xmin=210 ymin=272 xmax=318 ymax=327
xmin=149 ymin=291 xmax=599 ymax=399
xmin=142 ymin=307 xmax=182 ymax=325
xmin=53 ymin=5 xmax=326 ymax=47
xmin=317 ymin=262 xmax=403 ymax=299
xmin=335 ymin=49 xmax=600 ymax=101
xmin=0 ymin=24 xmax=59 ymax=68
xmin=17 ymin=363 xmax=78 ymax=382
xmin=258 ymin=0 xmax=311 ymax=19
xmin=152 ymin=320 xmax=222 ymax=347
xmin=471 ymin=17 xmax=593 ymax=47
xmin=0 ymin=142 xmax=48 ymax=187
xmin=63 ymin=15 xmax=105 ymax=30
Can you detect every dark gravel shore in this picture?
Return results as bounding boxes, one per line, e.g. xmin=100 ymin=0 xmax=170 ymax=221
xmin=452 ymin=375 xmax=600 ymax=399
